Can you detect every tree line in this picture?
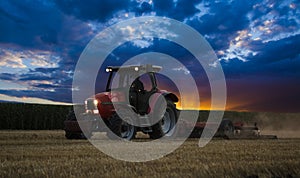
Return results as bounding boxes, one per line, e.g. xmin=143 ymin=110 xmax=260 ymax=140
xmin=0 ymin=103 xmax=72 ymax=130
xmin=2 ymin=102 xmax=294 ymax=130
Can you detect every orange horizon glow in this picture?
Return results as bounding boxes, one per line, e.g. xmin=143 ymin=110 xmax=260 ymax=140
xmin=176 ymin=100 xmax=216 ymax=111
xmin=175 ymin=98 xmax=247 ymax=112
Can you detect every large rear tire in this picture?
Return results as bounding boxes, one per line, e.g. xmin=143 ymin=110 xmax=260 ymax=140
xmin=149 ymin=100 xmax=177 ymax=139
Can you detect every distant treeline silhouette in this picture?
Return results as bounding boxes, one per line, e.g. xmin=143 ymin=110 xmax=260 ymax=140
xmin=0 ymin=103 xmax=72 ymax=130
xmin=1 ymin=103 xmax=297 ymax=130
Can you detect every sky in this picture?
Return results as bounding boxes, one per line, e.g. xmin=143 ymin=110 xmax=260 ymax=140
xmin=0 ymin=0 xmax=299 ymax=112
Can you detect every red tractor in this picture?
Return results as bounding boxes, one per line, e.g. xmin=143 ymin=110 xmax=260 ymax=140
xmin=64 ymin=64 xmax=178 ymax=140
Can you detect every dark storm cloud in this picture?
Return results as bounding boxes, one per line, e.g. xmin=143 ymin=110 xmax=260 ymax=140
xmin=0 ymin=0 xmax=94 ymax=102
xmin=0 ymin=0 xmax=93 ymax=61
xmin=0 ymin=73 xmax=17 ymax=81
xmin=222 ymin=34 xmax=300 ymax=80
xmin=222 ymin=55 xmax=300 ymax=81
xmin=152 ymin=0 xmax=173 ymax=14
xmin=18 ymin=74 xmax=53 ymax=81
xmin=196 ymin=1 xmax=254 ymax=32
xmin=58 ymin=45 xmax=86 ymax=71
xmin=55 ymin=0 xmax=201 ymax=22
xmin=18 ymin=67 xmax=62 ymax=81
xmin=0 ymin=0 xmax=62 ymax=47
xmin=55 ymin=0 xmax=133 ymax=22
xmin=0 ymin=67 xmax=73 ymax=103
xmin=30 ymin=67 xmax=59 ymax=74
xmin=0 ymin=0 xmax=299 ymax=111
xmin=20 ymin=68 xmax=73 ymax=88
xmin=249 ymin=34 xmax=300 ymax=64
xmin=185 ymin=0 xmax=258 ymax=51
xmin=153 ymin=0 xmax=200 ymax=20
xmin=135 ymin=1 xmax=153 ymax=15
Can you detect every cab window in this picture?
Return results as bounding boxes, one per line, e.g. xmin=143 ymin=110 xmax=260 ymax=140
xmin=139 ymin=73 xmax=153 ymax=92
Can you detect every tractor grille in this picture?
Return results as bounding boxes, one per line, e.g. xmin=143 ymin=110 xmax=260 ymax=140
xmin=86 ymin=99 xmax=97 ymax=110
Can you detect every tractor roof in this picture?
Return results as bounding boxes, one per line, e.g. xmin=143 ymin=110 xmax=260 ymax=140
xmin=106 ymin=64 xmax=162 ymax=73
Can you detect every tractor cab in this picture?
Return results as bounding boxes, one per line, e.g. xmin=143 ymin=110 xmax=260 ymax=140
xmin=105 ymin=65 xmax=163 ymax=115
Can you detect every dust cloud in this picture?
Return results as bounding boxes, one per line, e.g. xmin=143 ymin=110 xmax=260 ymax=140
xmin=254 ymin=112 xmax=300 ymax=138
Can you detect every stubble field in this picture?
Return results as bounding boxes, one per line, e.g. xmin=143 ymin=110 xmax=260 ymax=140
xmin=0 ymin=130 xmax=299 ymax=177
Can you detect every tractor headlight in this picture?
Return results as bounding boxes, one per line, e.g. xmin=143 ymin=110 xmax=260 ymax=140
xmin=93 ymin=99 xmax=98 ymax=105
xmin=106 ymin=68 xmax=112 ymax=72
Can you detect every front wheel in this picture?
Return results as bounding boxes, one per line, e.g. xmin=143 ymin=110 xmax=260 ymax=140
xmin=107 ymin=113 xmax=136 ymax=140
xmin=149 ymin=100 xmax=177 ymax=139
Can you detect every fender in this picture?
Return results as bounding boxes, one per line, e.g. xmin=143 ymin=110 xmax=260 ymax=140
xmin=147 ymin=91 xmax=178 ymax=115
xmin=161 ymin=91 xmax=179 ymax=102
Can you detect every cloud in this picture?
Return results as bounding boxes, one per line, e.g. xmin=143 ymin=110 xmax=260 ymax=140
xmin=55 ymin=0 xmax=132 ymax=22
xmin=183 ymin=0 xmax=300 ymax=65
xmin=221 ymin=38 xmax=300 ymax=80
xmin=0 ymin=93 xmax=72 ymax=105
xmin=187 ymin=1 xmax=255 ymax=34
xmin=55 ymin=0 xmax=201 ymax=23
xmin=0 ymin=73 xmax=17 ymax=81
xmin=0 ymin=0 xmax=95 ymax=68
xmin=0 ymin=1 xmax=95 ymax=104
xmin=18 ymin=74 xmax=53 ymax=81
xmin=248 ymin=1 xmax=300 ymax=43
xmin=0 ymin=64 xmax=73 ymax=101
xmin=0 ymin=48 xmax=27 ymax=68
xmin=249 ymin=34 xmax=300 ymax=64
xmin=172 ymin=66 xmax=190 ymax=75
xmin=0 ymin=0 xmax=61 ymax=47
xmin=0 ymin=88 xmax=72 ymax=103
xmin=153 ymin=0 xmax=200 ymax=20
xmin=0 ymin=48 xmax=61 ymax=69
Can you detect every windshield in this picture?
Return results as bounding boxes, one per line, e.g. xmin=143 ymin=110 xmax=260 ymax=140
xmin=107 ymin=71 xmax=139 ymax=91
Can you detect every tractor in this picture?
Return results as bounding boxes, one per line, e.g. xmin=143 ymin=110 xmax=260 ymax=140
xmin=64 ymin=64 xmax=178 ymax=140
xmin=64 ymin=64 xmax=277 ymax=140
